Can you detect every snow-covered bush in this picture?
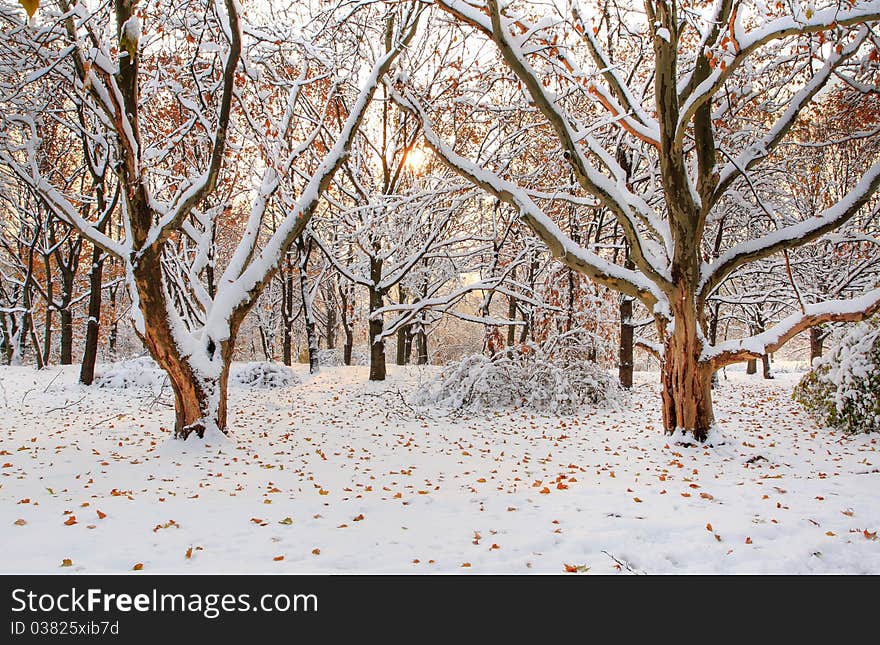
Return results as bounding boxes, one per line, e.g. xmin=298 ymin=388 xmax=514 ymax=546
xmin=230 ymin=362 xmax=298 ymax=389
xmin=94 ymin=356 xmax=166 ymax=389
xmin=414 ymin=334 xmax=622 ymax=414
xmin=793 ymin=319 xmax=880 ymax=434
xmin=317 ymin=347 xmax=368 ymax=367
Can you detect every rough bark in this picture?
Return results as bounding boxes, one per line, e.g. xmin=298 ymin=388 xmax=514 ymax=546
xmin=746 ymin=358 xmax=757 ymax=374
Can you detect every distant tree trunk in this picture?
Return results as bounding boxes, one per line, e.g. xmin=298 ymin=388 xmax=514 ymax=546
xmin=506 ymin=293 xmax=517 ymax=346
xmin=338 ymin=280 xmax=354 ymax=366
xmin=296 ymin=235 xmax=319 ymax=374
xmin=746 ymin=359 xmax=757 ymax=374
xmin=326 ymin=301 xmax=336 ymax=350
xmin=0 ymin=313 xmax=11 ymax=365
xmin=80 ymin=243 xmax=106 ymax=384
xmin=395 ymin=286 xmax=409 ymax=365
xmin=280 ymin=252 xmax=294 ymax=366
xmin=59 ymin=309 xmax=73 ymax=365
xmin=107 ymin=280 xmax=119 ymax=358
xmin=396 ymin=326 xmax=411 ymax=365
xmin=809 ymin=326 xmax=825 ymax=363
xmin=762 ymin=354 xmax=773 ymax=380
xmin=618 ymin=295 xmax=634 ymax=388
xmin=414 ymin=322 xmax=428 ymax=365
xmin=368 ymin=257 xmax=386 ymax=381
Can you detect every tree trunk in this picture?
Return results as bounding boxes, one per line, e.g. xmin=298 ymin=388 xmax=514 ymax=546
xmin=79 ymin=245 xmax=105 ymax=384
xmin=660 ymin=298 xmax=715 ymax=441
xmin=415 ymin=324 xmax=428 ymax=365
xmin=296 ymin=236 xmax=320 ymax=374
xmin=618 ymin=295 xmax=634 ymax=388
xmin=368 ymin=284 xmax=386 ymax=381
xmin=59 ymin=309 xmax=73 ymax=365
xmin=281 ymin=254 xmax=294 ymax=366
xmin=396 ymin=325 xmax=410 ymax=365
xmin=746 ymin=359 xmax=757 ymax=374
xmin=133 ymin=252 xmax=232 ymax=439
xmin=809 ymin=326 xmax=824 ymax=363
xmin=506 ymin=293 xmax=517 ymax=346
xmin=761 ymin=353 xmax=773 ymax=379
xmin=338 ymin=281 xmax=354 ymax=366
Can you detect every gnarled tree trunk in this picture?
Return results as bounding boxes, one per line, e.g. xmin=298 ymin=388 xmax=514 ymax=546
xmin=659 ymin=291 xmax=715 ymax=441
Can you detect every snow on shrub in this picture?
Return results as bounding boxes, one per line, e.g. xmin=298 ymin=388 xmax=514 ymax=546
xmin=317 ymin=347 xmax=368 ymax=367
xmin=414 ymin=333 xmax=621 ymax=414
xmin=94 ymin=356 xmax=166 ymax=389
xmin=793 ymin=318 xmax=880 ymax=434
xmin=230 ymin=362 xmax=298 ymax=389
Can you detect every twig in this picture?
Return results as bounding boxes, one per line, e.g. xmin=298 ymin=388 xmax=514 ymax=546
xmin=42 ymin=369 xmax=63 ymax=393
xmin=602 ymin=550 xmax=644 ymax=574
xmin=46 ymin=395 xmax=87 ymax=414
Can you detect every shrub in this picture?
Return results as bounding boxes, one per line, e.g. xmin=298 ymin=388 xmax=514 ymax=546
xmin=230 ymin=362 xmax=298 ymax=389
xmin=414 ymin=333 xmax=621 ymax=414
xmin=793 ymin=318 xmax=880 ymax=434
xmin=94 ymin=356 xmax=166 ymax=389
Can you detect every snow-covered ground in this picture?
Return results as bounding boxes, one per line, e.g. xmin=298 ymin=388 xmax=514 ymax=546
xmin=1 ymin=363 xmax=878 ymax=574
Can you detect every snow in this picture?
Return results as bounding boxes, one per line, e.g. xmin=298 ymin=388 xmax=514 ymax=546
xmin=1 ymin=363 xmax=879 ymax=574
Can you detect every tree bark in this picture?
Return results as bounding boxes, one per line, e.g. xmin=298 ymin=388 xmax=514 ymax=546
xmin=809 ymin=326 xmax=825 ymax=363
xmin=761 ymin=353 xmax=773 ymax=379
xmin=79 ymin=244 xmax=105 ymax=384
xmin=660 ymin=295 xmax=715 ymax=441
xmin=59 ymin=308 xmax=73 ymax=365
xmin=618 ymin=295 xmax=634 ymax=388
xmin=132 ymin=251 xmax=232 ymax=438
xmin=746 ymin=358 xmax=757 ymax=374
xmin=415 ymin=323 xmax=428 ymax=365
xmin=368 ymin=256 xmax=386 ymax=381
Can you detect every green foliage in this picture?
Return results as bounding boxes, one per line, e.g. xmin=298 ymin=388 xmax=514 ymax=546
xmin=793 ymin=318 xmax=880 ymax=434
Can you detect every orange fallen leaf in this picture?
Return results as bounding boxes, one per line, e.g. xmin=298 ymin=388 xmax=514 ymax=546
xmin=633 ymin=497 xmax=642 ymax=503
xmin=64 ymin=516 xmax=77 ymax=526
xmin=96 ymin=510 xmax=107 ymax=520
xmin=312 ymin=548 xmax=320 ymax=555
xmin=353 ymin=514 xmax=364 ymax=521
xmin=745 ymin=537 xmax=753 ymax=544
xmin=14 ymin=519 xmax=26 ymax=526
xmin=61 ymin=558 xmax=72 ymax=567
xmin=539 ymin=487 xmax=551 ymax=494
xmin=132 ymin=563 xmax=143 ymax=571
xmin=185 ymin=547 xmax=193 ymax=559
xmin=564 ymin=564 xmax=578 ymax=573
xmin=273 ymin=555 xmax=284 ymax=561
xmin=461 ymin=562 xmax=471 ymax=568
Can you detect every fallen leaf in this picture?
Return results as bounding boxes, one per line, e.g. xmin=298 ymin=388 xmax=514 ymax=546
xmin=61 ymin=558 xmax=72 ymax=567
xmin=132 ymin=563 xmax=143 ymax=571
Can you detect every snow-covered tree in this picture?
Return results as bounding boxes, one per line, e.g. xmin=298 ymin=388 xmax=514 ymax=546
xmin=392 ymin=0 xmax=880 ymax=441
xmin=0 ymin=0 xmax=421 ymax=438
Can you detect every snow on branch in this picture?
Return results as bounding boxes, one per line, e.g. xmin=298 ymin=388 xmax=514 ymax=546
xmin=390 ymin=86 xmax=667 ymax=310
xmin=704 ymin=287 xmax=880 ymax=367
xmin=700 ymin=161 xmax=880 ymax=301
